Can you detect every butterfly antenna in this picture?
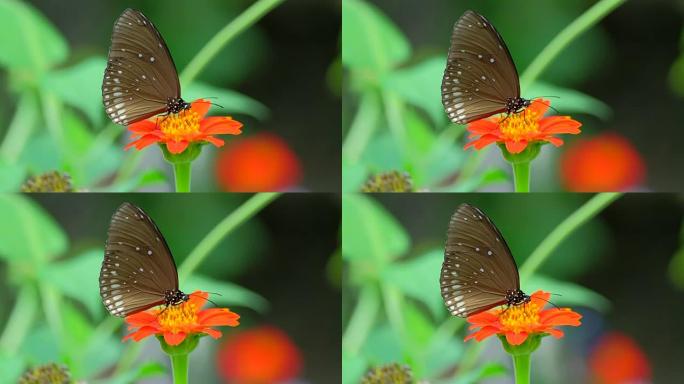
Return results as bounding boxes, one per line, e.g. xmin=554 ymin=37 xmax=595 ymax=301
xmin=200 ymin=96 xmax=224 ymax=109
xmin=536 ymin=295 xmax=561 ymax=310
xmin=533 ymin=99 xmax=560 ymax=115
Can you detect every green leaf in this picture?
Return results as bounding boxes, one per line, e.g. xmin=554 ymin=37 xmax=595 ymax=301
xmin=342 ymin=0 xmax=410 ymax=72
xmin=342 ymin=350 xmax=368 ymax=384
xmin=184 ymin=82 xmax=269 ymax=120
xmin=423 ymin=333 xmax=463 ymax=379
xmin=523 ymin=275 xmax=611 ymax=313
xmin=455 ymin=362 xmax=507 ymax=384
xmin=0 ymin=0 xmax=68 ymax=73
xmin=0 ymin=195 xmax=67 ymax=262
xmin=0 ymin=349 xmax=25 ymax=383
xmin=39 ymin=249 xmax=102 ymax=318
xmin=362 ymin=325 xmax=403 ymax=365
xmin=0 ymin=158 xmax=26 ymax=192
xmin=104 ymin=169 xmax=168 ymax=192
xmin=19 ymin=325 xmax=60 ymax=365
xmin=42 ymin=57 xmax=107 ymax=125
xmin=382 ymin=57 xmax=446 ymax=125
xmin=381 ymin=249 xmax=444 ymax=319
xmin=668 ymin=52 xmax=684 ymax=97
xmin=136 ymin=361 xmax=167 ymax=378
xmin=19 ymin=133 xmax=62 ymax=175
xmin=342 ymin=195 xmax=409 ymax=263
xmin=342 ymin=156 xmax=369 ymax=192
xmin=183 ymin=274 xmax=269 ymax=313
xmin=526 ymin=82 xmax=612 ymax=120
xmin=448 ymin=168 xmax=509 ymax=192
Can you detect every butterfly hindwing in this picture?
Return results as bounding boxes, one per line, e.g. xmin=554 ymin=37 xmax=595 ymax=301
xmin=442 ymin=10 xmax=521 ymax=124
xmin=99 ymin=202 xmax=179 ymax=317
xmin=441 ymin=204 xmax=521 ymax=317
xmin=102 ymin=8 xmax=181 ymax=125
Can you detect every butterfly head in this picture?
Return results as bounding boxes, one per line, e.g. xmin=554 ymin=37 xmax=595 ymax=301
xmin=505 ymin=289 xmax=530 ymax=306
xmin=165 ymin=289 xmax=189 ymax=306
xmin=505 ymin=97 xmax=531 ymax=115
xmin=167 ymin=97 xmax=191 ymax=114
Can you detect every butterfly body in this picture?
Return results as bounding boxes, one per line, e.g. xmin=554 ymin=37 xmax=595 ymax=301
xmin=100 ymin=203 xmax=187 ymax=317
xmin=442 ymin=10 xmax=529 ymax=124
xmin=441 ymin=204 xmax=528 ymax=318
xmin=102 ymin=9 xmax=186 ymax=126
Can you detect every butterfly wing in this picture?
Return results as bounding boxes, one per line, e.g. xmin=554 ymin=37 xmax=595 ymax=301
xmin=441 ymin=203 xmax=521 ymax=317
xmin=442 ymin=10 xmax=521 ymax=124
xmin=99 ymin=202 xmax=179 ymax=317
xmin=102 ymin=8 xmax=181 ymax=125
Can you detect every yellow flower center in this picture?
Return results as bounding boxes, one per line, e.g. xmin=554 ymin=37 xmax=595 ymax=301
xmin=498 ymin=110 xmax=540 ymax=142
xmin=157 ymin=302 xmax=197 ymax=333
xmin=498 ymin=302 xmax=541 ymax=333
xmin=159 ymin=109 xmax=200 ymax=141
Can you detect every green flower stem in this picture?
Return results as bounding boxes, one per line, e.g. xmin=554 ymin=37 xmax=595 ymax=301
xmin=38 ymin=283 xmax=64 ymax=350
xmin=173 ymin=162 xmax=191 ymax=193
xmin=381 ymin=283 xmax=407 ymax=346
xmin=0 ymin=91 xmax=38 ymax=162
xmin=519 ymin=0 xmax=626 ymax=89
xmin=519 ymin=192 xmax=622 ymax=281
xmin=178 ymin=193 xmax=280 ymax=280
xmin=39 ymin=92 xmax=65 ymax=157
xmin=342 ymin=283 xmax=380 ymax=354
xmin=512 ymin=353 xmax=531 ymax=384
xmin=512 ymin=162 xmax=530 ymax=193
xmin=170 ymin=354 xmax=189 ymax=384
xmin=180 ymin=0 xmax=287 ymax=85
xmin=342 ymin=90 xmax=380 ymax=164
xmin=0 ymin=284 xmax=37 ymax=353
xmin=382 ymin=91 xmax=409 ymax=162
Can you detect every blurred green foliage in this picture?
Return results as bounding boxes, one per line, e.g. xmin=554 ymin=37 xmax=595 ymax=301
xmin=342 ymin=0 xmax=612 ymax=192
xmin=0 ymin=0 xmax=268 ymax=192
xmin=0 ymin=195 xmax=268 ymax=382
xmin=342 ymin=194 xmax=612 ymax=383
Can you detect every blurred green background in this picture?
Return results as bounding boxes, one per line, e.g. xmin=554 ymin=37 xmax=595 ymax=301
xmin=342 ymin=193 xmax=684 ymax=383
xmin=0 ymin=193 xmax=341 ymax=383
xmin=0 ymin=0 xmax=340 ymax=192
xmin=342 ymin=0 xmax=684 ymax=192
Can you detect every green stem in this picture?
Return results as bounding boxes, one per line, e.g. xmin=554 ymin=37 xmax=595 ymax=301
xmin=512 ymin=162 xmax=530 ymax=193
xmin=39 ymin=92 xmax=65 ymax=157
xmin=178 ymin=193 xmax=280 ymax=280
xmin=380 ymin=283 xmax=406 ymax=344
xmin=0 ymin=284 xmax=38 ymax=353
xmin=180 ymin=0 xmax=287 ymax=85
xmin=342 ymin=284 xmax=380 ymax=354
xmin=173 ymin=162 xmax=192 ymax=193
xmin=170 ymin=353 xmax=189 ymax=384
xmin=0 ymin=91 xmax=37 ymax=162
xmin=382 ymin=92 xmax=408 ymax=162
xmin=342 ymin=91 xmax=380 ymax=163
xmin=38 ymin=283 xmax=64 ymax=350
xmin=519 ymin=192 xmax=622 ymax=280
xmin=512 ymin=353 xmax=531 ymax=384
xmin=519 ymin=0 xmax=626 ymax=89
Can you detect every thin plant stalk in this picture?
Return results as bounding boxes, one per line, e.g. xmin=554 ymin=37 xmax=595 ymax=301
xmin=173 ymin=162 xmax=191 ymax=192
xmin=342 ymin=283 xmax=380 ymax=354
xmin=512 ymin=162 xmax=531 ymax=192
xmin=0 ymin=92 xmax=38 ymax=162
xmin=0 ymin=284 xmax=38 ymax=353
xmin=170 ymin=354 xmax=189 ymax=384
xmin=512 ymin=353 xmax=531 ymax=384
xmin=342 ymin=91 xmax=381 ymax=164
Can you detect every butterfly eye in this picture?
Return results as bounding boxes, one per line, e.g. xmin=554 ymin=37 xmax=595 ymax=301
xmin=442 ymin=10 xmax=529 ymax=125
xmin=102 ymin=9 xmax=188 ymax=126
xmin=440 ymin=204 xmax=525 ymax=317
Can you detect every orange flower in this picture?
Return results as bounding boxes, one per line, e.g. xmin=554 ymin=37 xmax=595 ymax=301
xmin=464 ymin=99 xmax=582 ymax=154
xmin=560 ymin=132 xmax=645 ymax=192
xmin=122 ymin=290 xmax=240 ymax=346
xmin=465 ymin=290 xmax=581 ymax=346
xmin=589 ymin=331 xmax=651 ymax=384
xmin=125 ymin=99 xmax=243 ymax=154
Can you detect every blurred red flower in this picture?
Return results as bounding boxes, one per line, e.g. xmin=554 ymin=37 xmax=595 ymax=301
xmin=589 ymin=331 xmax=651 ymax=384
xmin=560 ymin=132 xmax=645 ymax=192
xmin=216 ymin=325 xmax=302 ymax=384
xmin=215 ymin=133 xmax=302 ymax=192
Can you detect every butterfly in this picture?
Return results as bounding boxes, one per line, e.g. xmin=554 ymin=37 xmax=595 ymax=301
xmin=102 ymin=8 xmax=190 ymax=126
xmin=440 ymin=203 xmax=529 ymax=318
xmin=442 ymin=10 xmax=530 ymax=125
xmin=99 ymin=202 xmax=188 ymax=317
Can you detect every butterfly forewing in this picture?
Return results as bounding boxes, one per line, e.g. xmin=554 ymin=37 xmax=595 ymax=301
xmin=102 ymin=8 xmax=181 ymax=125
xmin=441 ymin=204 xmax=520 ymax=317
xmin=442 ymin=10 xmax=521 ymax=124
xmin=99 ymin=202 xmax=179 ymax=317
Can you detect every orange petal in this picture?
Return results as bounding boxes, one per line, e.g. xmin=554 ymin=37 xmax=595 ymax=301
xmin=505 ymin=140 xmax=528 ymax=154
xmin=467 ymin=119 xmax=499 ymax=135
xmin=200 ymin=116 xmax=243 ymax=135
xmin=464 ymin=325 xmax=500 ymax=342
xmin=198 ymin=308 xmax=240 ymax=327
xmin=125 ymin=311 xmax=158 ymax=327
xmin=201 ymin=327 xmax=223 ymax=339
xmin=188 ymin=290 xmax=208 ymax=309
xmin=529 ymin=291 xmax=551 ymax=308
xmin=202 ymin=135 xmax=225 ymax=148
xmin=543 ymin=136 xmax=564 ymax=147
xmin=505 ymin=331 xmax=528 ymax=345
xmin=191 ymin=99 xmax=212 ymax=119
xmin=163 ymin=332 xmax=187 ymax=346
xmin=466 ymin=310 xmax=500 ymax=326
xmin=539 ymin=116 xmax=582 ymax=134
xmin=545 ymin=328 xmax=565 ymax=339
xmin=528 ymin=98 xmax=550 ymax=117
xmin=539 ymin=308 xmax=582 ymax=326
xmin=465 ymin=134 xmax=499 ymax=150
xmin=122 ymin=326 xmax=158 ymax=342
xmin=166 ymin=140 xmax=189 ymax=154
xmin=125 ymin=135 xmax=161 ymax=151
xmin=128 ymin=119 xmax=158 ymax=134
